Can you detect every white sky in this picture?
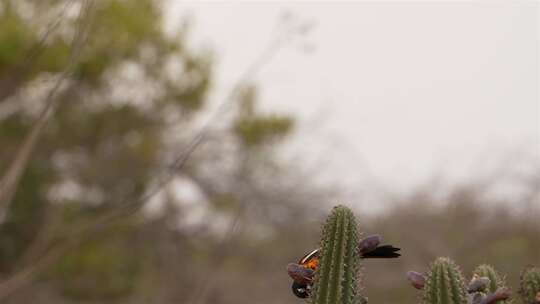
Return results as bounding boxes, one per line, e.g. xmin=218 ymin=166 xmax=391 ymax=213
xmin=167 ymin=1 xmax=539 ymax=198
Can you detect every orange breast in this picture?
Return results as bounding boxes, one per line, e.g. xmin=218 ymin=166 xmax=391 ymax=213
xmin=300 ymin=257 xmax=318 ymax=270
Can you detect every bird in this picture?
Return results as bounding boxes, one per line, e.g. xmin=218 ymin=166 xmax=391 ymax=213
xmin=287 ymin=234 xmax=400 ymax=298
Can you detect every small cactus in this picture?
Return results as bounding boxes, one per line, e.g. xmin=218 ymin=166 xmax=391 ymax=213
xmin=408 ymin=258 xmax=510 ymax=304
xmin=472 ymin=265 xmax=510 ymax=304
xmin=423 ymin=257 xmax=468 ymax=304
xmin=519 ymin=267 xmax=540 ymax=304
xmin=310 ymin=205 xmax=361 ymax=304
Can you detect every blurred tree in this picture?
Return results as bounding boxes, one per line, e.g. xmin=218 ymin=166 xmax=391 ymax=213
xmin=0 ymin=0 xmax=318 ymax=302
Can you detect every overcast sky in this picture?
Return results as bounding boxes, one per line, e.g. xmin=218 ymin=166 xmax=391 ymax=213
xmin=167 ymin=1 xmax=539 ymax=198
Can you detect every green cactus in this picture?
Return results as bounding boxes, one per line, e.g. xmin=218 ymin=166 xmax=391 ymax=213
xmin=519 ymin=267 xmax=540 ymax=304
xmin=472 ymin=265 xmax=510 ymax=303
xmin=408 ymin=260 xmax=512 ymax=304
xmin=423 ymin=257 xmax=468 ymax=304
xmin=310 ymin=205 xmax=362 ymax=304
xmin=473 ymin=265 xmax=506 ymax=294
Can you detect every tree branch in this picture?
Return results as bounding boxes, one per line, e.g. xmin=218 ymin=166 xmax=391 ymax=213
xmin=0 ymin=0 xmax=94 ymax=215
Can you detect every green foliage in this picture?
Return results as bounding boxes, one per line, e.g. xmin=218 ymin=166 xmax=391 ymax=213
xmin=53 ymin=237 xmax=141 ymax=300
xmin=234 ymin=115 xmax=293 ymax=147
xmin=36 ymin=38 xmax=70 ymax=73
xmin=519 ymin=267 xmax=540 ymax=304
xmin=423 ymin=257 xmax=468 ymax=304
xmin=0 ymin=163 xmax=50 ymax=272
xmin=0 ymin=2 xmax=35 ymax=75
xmin=311 ymin=205 xmax=362 ymax=304
xmin=74 ymin=0 xmax=161 ymax=82
xmin=0 ymin=1 xmax=74 ymax=78
xmin=233 ymin=85 xmax=293 ymax=147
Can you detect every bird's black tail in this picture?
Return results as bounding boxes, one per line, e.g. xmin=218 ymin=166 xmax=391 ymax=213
xmin=361 ymin=245 xmax=401 ymax=258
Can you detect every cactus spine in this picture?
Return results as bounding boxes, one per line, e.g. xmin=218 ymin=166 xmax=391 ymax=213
xmin=519 ymin=267 xmax=540 ymax=304
xmin=423 ymin=257 xmax=468 ymax=304
xmin=311 ymin=205 xmax=361 ymax=304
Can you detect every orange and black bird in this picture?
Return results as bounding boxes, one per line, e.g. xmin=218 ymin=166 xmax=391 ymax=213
xmin=286 ymin=234 xmax=400 ymax=298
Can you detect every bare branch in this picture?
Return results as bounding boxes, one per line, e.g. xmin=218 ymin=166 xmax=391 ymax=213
xmin=0 ymin=0 xmax=94 ymax=215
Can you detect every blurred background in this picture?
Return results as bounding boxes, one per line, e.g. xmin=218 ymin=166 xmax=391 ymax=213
xmin=0 ymin=0 xmax=538 ymax=303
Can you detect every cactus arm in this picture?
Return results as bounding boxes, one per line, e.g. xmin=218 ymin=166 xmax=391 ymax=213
xmin=311 ymin=206 xmax=361 ymax=304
